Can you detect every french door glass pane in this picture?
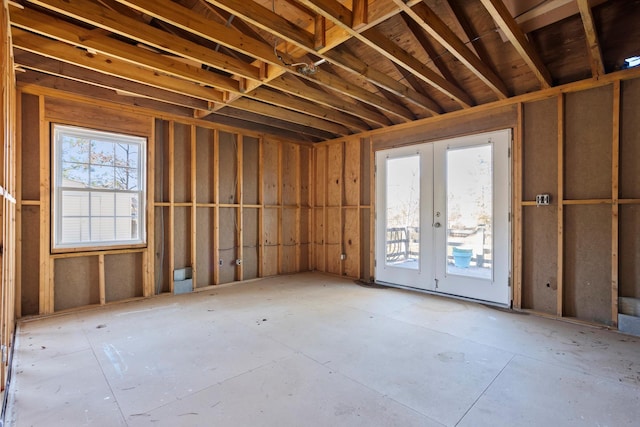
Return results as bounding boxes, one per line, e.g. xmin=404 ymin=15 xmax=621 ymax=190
xmin=385 ymin=155 xmax=420 ymax=269
xmin=446 ymin=145 xmax=492 ymax=279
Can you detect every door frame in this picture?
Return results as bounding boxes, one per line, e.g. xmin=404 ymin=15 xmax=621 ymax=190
xmin=374 ymin=129 xmax=512 ymax=307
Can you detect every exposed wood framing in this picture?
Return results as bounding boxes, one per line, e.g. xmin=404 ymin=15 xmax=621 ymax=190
xmin=512 ymin=102 xmax=523 ymax=309
xmin=479 ymin=0 xmax=553 ymax=89
xmin=168 ymin=121 xmax=176 ymax=293
xmin=38 ymin=95 xmax=52 ymax=314
xmin=576 ymin=0 xmax=605 ymax=78
xmin=611 ymin=81 xmax=620 ymax=326
xmin=556 ymin=94 xmax=564 ymax=317
xmin=213 ymin=129 xmax=220 ymax=285
xmin=144 ymin=117 xmax=155 ymax=297
xmin=393 ymin=0 xmax=510 ymax=99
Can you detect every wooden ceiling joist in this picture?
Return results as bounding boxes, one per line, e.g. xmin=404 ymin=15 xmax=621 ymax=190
xmin=201 ymin=0 xmax=419 ymax=121
xmin=9 ymin=0 xmax=635 ymax=143
xmin=576 ymin=0 xmax=605 ymax=78
xmin=296 ymin=0 xmax=474 ymax=108
xmin=479 ymin=0 xmax=553 ymax=88
xmin=13 ymin=48 xmax=211 ymax=111
xmin=399 ymin=13 xmax=460 ymax=89
xmin=10 ymin=7 xmax=241 ymax=93
xmin=111 ymin=0 xmax=414 ymax=125
xmin=11 ymin=28 xmax=228 ymax=103
xmin=392 ymin=0 xmax=509 ymax=100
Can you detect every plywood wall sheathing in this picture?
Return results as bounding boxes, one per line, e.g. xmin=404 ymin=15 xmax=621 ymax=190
xmin=620 ymin=79 xmax=640 ymax=199
xmin=522 ymin=206 xmax=559 ymax=314
xmin=196 ymin=208 xmax=215 ymax=287
xmin=243 ymin=136 xmax=260 ymax=206
xmin=343 ymin=208 xmax=360 ymax=277
xmin=564 ymin=85 xmax=613 ymax=201
xmin=243 ymin=208 xmax=260 ymax=280
xmin=263 ymin=207 xmax=279 ymax=277
xmin=563 ymin=205 xmax=613 ymax=325
xmin=105 ymin=253 xmax=143 ymax=302
xmin=218 ymin=207 xmax=237 ymax=284
xmin=344 ymin=140 xmax=360 ymax=207
xmin=262 ymin=140 xmax=279 ymax=206
xmin=53 ymin=257 xmax=99 ymax=311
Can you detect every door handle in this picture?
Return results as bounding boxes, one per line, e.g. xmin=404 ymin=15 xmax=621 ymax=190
xmin=434 ymin=222 xmax=441 ymax=228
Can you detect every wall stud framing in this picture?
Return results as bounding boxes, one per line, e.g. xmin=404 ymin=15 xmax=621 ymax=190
xmin=144 ymin=117 xmax=155 ymax=297
xmin=236 ymin=133 xmax=243 ymax=281
xmin=611 ymin=81 xmax=620 ymax=326
xmin=168 ymin=121 xmax=175 ymax=293
xmin=38 ymin=95 xmax=52 ymax=314
xmin=213 ymin=129 xmax=220 ymax=285
xmin=191 ymin=124 xmax=198 ymax=290
xmin=98 ymin=253 xmax=105 ymax=305
xmin=14 ymin=90 xmax=22 ymax=318
xmin=513 ymin=103 xmax=524 ymax=309
xmin=258 ymin=136 xmax=264 ymax=278
xmin=556 ymin=94 xmax=564 ymax=317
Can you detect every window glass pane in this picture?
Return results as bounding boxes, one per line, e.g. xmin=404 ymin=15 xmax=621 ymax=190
xmin=446 ymin=144 xmax=492 ymax=280
xmin=90 ymin=165 xmax=116 ymax=189
xmin=114 ymin=167 xmax=138 ymax=190
xmin=115 ymin=143 xmax=139 ymax=168
xmin=91 ymin=217 xmax=115 ymax=241
xmin=61 ymin=217 xmax=90 ymax=243
xmin=90 ymin=139 xmax=115 ymax=165
xmin=61 ymin=136 xmax=89 ymax=164
xmin=54 ymin=124 xmax=146 ymax=249
xmin=385 ymin=155 xmax=420 ymax=269
xmin=91 ymin=192 xmax=115 ymax=216
xmin=62 ymin=162 xmax=89 ymax=187
xmin=115 ymin=217 xmax=135 ymax=240
xmin=115 ymin=192 xmax=134 ymax=216
xmin=61 ymin=191 xmax=89 ymax=216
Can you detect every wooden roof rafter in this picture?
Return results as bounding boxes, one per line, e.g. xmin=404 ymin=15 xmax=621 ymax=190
xmin=296 ymin=0 xmax=474 ymax=108
xmin=10 ymin=6 xmax=354 ymax=135
xmin=201 ymin=0 xmax=421 ymax=121
xmin=109 ymin=0 xmax=397 ymax=125
xmin=479 ymin=0 xmax=553 ymax=89
xmin=576 ymin=0 xmax=605 ymax=78
xmin=21 ymin=0 xmax=384 ymax=130
xmin=391 ymin=0 xmax=509 ymax=100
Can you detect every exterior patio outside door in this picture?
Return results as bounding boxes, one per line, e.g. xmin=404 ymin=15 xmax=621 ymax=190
xmin=375 ymin=129 xmax=511 ymax=306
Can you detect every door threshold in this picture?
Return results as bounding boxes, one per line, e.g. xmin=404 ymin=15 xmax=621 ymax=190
xmin=374 ymin=280 xmax=511 ymax=309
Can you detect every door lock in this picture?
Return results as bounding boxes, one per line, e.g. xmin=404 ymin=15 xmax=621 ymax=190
xmin=434 ymin=222 xmax=441 ymax=228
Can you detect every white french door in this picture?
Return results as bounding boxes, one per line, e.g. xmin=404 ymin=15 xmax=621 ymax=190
xmin=375 ymin=129 xmax=511 ymax=306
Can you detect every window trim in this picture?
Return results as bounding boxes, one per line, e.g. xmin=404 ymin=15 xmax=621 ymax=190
xmin=52 ymin=124 xmax=147 ymax=251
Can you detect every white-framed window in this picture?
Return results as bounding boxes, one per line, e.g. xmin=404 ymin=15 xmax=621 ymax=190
xmin=53 ymin=124 xmax=146 ymax=250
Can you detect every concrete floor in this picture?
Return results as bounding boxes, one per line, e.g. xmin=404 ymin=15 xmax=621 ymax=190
xmin=5 ymin=272 xmax=640 ymax=426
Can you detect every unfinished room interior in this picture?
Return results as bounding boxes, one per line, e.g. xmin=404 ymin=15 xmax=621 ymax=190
xmin=0 ymin=0 xmax=640 ymax=425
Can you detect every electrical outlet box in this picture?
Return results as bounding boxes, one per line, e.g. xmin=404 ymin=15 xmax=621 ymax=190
xmin=535 ymin=194 xmax=551 ymax=206
xmin=340 ymin=253 xmax=346 ymax=260
xmin=235 ymin=259 xmax=242 ymax=265
xmin=219 ymin=259 xmax=223 ymax=266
